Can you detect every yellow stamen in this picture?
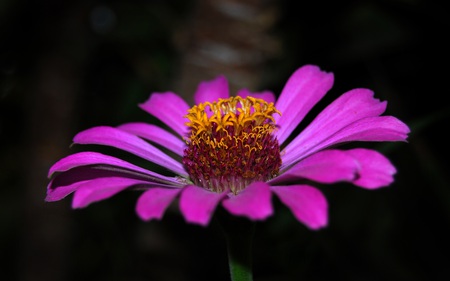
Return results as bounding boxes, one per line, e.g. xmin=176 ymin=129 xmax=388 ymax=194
xmin=185 ymin=96 xmax=280 ymax=142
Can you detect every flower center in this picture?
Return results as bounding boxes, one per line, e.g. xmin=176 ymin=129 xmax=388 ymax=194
xmin=182 ymin=96 xmax=282 ymax=194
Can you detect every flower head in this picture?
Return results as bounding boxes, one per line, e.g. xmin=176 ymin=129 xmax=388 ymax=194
xmin=46 ymin=65 xmax=410 ymax=229
xmin=183 ymin=96 xmax=281 ymax=194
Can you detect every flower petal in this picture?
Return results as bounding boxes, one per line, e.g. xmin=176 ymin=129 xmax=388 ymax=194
xmin=48 ymin=151 xmax=181 ymax=185
xmin=275 ymin=148 xmax=396 ymax=189
xmin=73 ymin=126 xmax=187 ymax=176
xmin=222 ymin=182 xmax=273 ymax=220
xmin=47 ymin=167 xmax=146 ymax=202
xmin=281 ymin=88 xmax=409 ymax=168
xmin=46 ymin=179 xmax=87 ymax=202
xmin=47 ymin=164 xmax=178 ymax=202
xmin=274 ymin=65 xmax=334 ymax=145
xmin=346 ymin=148 xmax=396 ymax=189
xmin=179 ymin=185 xmax=227 ymax=226
xmin=283 ymin=116 xmax=409 ymax=170
xmin=136 ymin=187 xmax=182 ymax=220
xmin=72 ymin=177 xmax=149 ymax=208
xmin=117 ymin=122 xmax=185 ymax=156
xmin=271 ymin=185 xmax=328 ymax=230
xmin=237 ymin=88 xmax=276 ymax=104
xmin=325 ymin=116 xmax=410 ymax=144
xmin=139 ymin=92 xmax=190 ymax=137
xmin=194 ymin=75 xmax=229 ymax=104
xmin=273 ymin=149 xmax=358 ymax=184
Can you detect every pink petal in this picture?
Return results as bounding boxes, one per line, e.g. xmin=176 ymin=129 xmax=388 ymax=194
xmin=237 ymin=89 xmax=276 ymax=104
xmin=194 ymin=75 xmax=229 ymax=104
xmin=283 ymin=116 xmax=409 ymax=170
xmin=222 ymin=182 xmax=273 ymax=220
xmin=48 ymin=151 xmax=180 ymax=185
xmin=325 ymin=116 xmax=410 ymax=144
xmin=73 ymin=126 xmax=187 ymax=176
xmin=275 ymin=148 xmax=396 ymax=189
xmin=46 ymin=179 xmax=87 ymax=202
xmin=273 ymin=149 xmax=358 ymax=184
xmin=47 ymin=167 xmax=138 ymax=202
xmin=139 ymin=92 xmax=190 ymax=137
xmin=283 ymin=88 xmax=384 ymax=154
xmin=271 ymin=185 xmax=328 ymax=230
xmin=274 ymin=65 xmax=334 ymax=145
xmin=281 ymin=88 xmax=409 ymax=168
xmin=117 ymin=122 xmax=185 ymax=156
xmin=72 ymin=177 xmax=149 ymax=208
xmin=46 ymin=164 xmax=178 ymax=202
xmin=346 ymin=148 xmax=396 ymax=189
xmin=136 ymin=187 xmax=182 ymax=220
xmin=179 ymin=185 xmax=227 ymax=226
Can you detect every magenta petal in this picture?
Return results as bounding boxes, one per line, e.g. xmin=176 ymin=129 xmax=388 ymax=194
xmin=46 ymin=179 xmax=86 ymax=202
xmin=136 ymin=187 xmax=181 ymax=220
xmin=117 ymin=122 xmax=185 ymax=156
xmin=72 ymin=177 xmax=148 ymax=208
xmin=179 ymin=185 xmax=227 ymax=226
xmin=46 ymin=164 xmax=178 ymax=202
xmin=346 ymin=148 xmax=396 ymax=189
xmin=282 ymin=89 xmax=409 ymax=168
xmin=48 ymin=151 xmax=181 ymax=185
xmin=325 ymin=116 xmax=410 ymax=144
xmin=283 ymin=116 xmax=409 ymax=169
xmin=274 ymin=65 xmax=334 ymax=145
xmin=222 ymin=182 xmax=273 ymax=220
xmin=73 ymin=126 xmax=187 ymax=176
xmin=194 ymin=75 xmax=229 ymax=104
xmin=274 ymin=149 xmax=357 ymax=184
xmin=139 ymin=92 xmax=190 ymax=136
xmin=282 ymin=88 xmax=385 ymax=160
xmin=271 ymin=185 xmax=328 ymax=230
xmin=237 ymin=89 xmax=276 ymax=104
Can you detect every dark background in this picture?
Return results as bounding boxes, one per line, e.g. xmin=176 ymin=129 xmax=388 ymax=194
xmin=1 ymin=0 xmax=449 ymax=280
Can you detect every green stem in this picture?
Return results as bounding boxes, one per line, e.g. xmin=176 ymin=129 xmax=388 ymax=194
xmin=217 ymin=212 xmax=255 ymax=281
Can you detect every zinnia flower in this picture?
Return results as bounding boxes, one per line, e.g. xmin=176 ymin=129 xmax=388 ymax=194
xmin=46 ymin=65 xmax=410 ymax=230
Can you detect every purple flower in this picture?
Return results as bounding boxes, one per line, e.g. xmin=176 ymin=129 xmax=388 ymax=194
xmin=46 ymin=65 xmax=410 ymax=230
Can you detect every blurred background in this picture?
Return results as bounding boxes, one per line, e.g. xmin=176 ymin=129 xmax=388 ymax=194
xmin=1 ymin=0 xmax=449 ymax=280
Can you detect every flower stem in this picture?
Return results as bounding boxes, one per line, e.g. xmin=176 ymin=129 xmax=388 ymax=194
xmin=217 ymin=211 xmax=255 ymax=281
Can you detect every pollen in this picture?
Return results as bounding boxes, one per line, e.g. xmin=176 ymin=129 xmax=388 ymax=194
xmin=182 ymin=96 xmax=282 ymax=194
